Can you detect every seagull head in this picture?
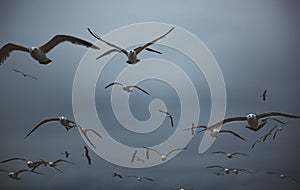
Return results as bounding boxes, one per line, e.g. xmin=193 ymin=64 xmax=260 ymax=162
xmin=48 ymin=162 xmax=54 ymax=166
xmin=8 ymin=172 xmax=14 ymax=177
xmin=27 ymin=161 xmax=34 ymax=167
xmin=29 ymin=47 xmax=38 ymax=53
xmin=59 ymin=116 xmax=67 ymax=121
xmin=161 ymin=155 xmax=167 ymax=161
xmin=280 ymin=174 xmax=285 ymax=178
xmin=224 ymin=168 xmax=230 ymax=174
xmin=247 ymin=113 xmax=257 ymax=120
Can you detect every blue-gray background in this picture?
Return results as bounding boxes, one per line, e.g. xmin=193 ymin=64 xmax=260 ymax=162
xmin=0 ymin=0 xmax=299 ymax=189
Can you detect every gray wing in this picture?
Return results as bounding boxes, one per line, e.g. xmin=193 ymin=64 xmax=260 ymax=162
xmin=266 ymin=118 xmax=286 ymax=125
xmin=85 ymin=128 xmax=102 ymax=138
xmin=142 ymin=177 xmax=154 ymax=181
xmin=105 ymin=82 xmax=123 ymax=89
xmin=131 ymin=150 xmax=137 ymax=163
xmin=0 ymin=157 xmax=27 ymax=163
xmin=166 ymin=148 xmax=187 ymax=158
xmin=219 ymin=130 xmax=245 ymax=141
xmin=144 ymin=47 xmax=162 ymax=54
xmin=207 ymin=116 xmax=248 ymax=130
xmin=40 ymin=35 xmax=99 ymax=53
xmin=257 ymin=112 xmax=300 ymax=119
xmin=211 ymin=151 xmax=227 ymax=155
xmin=132 ymin=86 xmax=150 ymax=95
xmin=262 ymin=126 xmax=277 ymax=141
xmin=135 ymin=26 xmax=175 ymax=55
xmin=207 ymin=165 xmax=225 ymax=170
xmin=87 ymin=28 xmax=127 ymax=56
xmin=142 ymin=146 xmax=162 ymax=157
xmin=266 ymin=171 xmax=279 ymax=175
xmin=231 ymin=152 xmax=248 ymax=156
xmin=78 ymin=127 xmax=100 ymax=149
xmin=0 ymin=43 xmax=29 ymax=63
xmin=53 ymin=159 xmax=73 ymax=165
xmin=24 ymin=118 xmax=60 ymax=138
xmin=287 ymin=176 xmax=300 ymax=183
xmin=13 ymin=69 xmax=38 ymax=80
xmin=96 ymin=48 xmax=123 ymax=59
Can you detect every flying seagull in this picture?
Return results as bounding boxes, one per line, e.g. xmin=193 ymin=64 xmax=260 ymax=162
xmin=88 ymin=26 xmax=174 ymax=64
xmin=211 ymin=151 xmax=248 ymax=159
xmin=267 ymin=172 xmax=300 ymax=183
xmin=0 ymin=157 xmax=46 ymax=170
xmin=159 ymin=109 xmax=174 ymax=127
xmin=207 ymin=166 xmax=252 ymax=175
xmin=24 ymin=116 xmax=78 ymax=138
xmin=62 ymin=151 xmax=70 ymax=158
xmin=39 ymin=159 xmax=73 ymax=173
xmin=143 ymin=146 xmax=187 ymax=161
xmin=83 ymin=146 xmax=92 ymax=165
xmin=183 ymin=123 xmax=203 ymax=135
xmin=201 ymin=112 xmax=299 ymax=132
xmin=77 ymin=125 xmax=102 ymax=149
xmin=126 ymin=175 xmax=154 ymax=182
xmin=196 ymin=124 xmax=245 ymax=141
xmin=131 ymin=150 xmax=144 ymax=163
xmin=0 ymin=35 xmax=99 ymax=64
xmin=13 ymin=69 xmax=38 ymax=80
xmin=112 ymin=172 xmax=123 ymax=179
xmin=105 ymin=82 xmax=150 ymax=95
xmin=260 ymin=90 xmax=268 ymax=101
xmin=0 ymin=169 xmax=43 ymax=180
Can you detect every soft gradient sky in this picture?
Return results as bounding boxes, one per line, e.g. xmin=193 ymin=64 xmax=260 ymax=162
xmin=0 ymin=0 xmax=300 ymax=189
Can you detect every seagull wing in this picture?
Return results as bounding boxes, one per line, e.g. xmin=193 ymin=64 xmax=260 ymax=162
xmin=257 ymin=112 xmax=300 ymax=120
xmin=266 ymin=118 xmax=286 ymax=125
xmin=287 ymin=176 xmax=300 ymax=183
xmin=105 ymin=82 xmax=123 ymax=89
xmin=142 ymin=177 xmax=154 ymax=181
xmin=135 ymin=26 xmax=175 ymax=55
xmin=0 ymin=43 xmax=29 ymax=63
xmin=96 ymin=48 xmax=122 ymax=59
xmin=26 ymin=74 xmax=38 ymax=80
xmin=13 ymin=69 xmax=25 ymax=75
xmin=207 ymin=116 xmax=248 ymax=130
xmin=231 ymin=152 xmax=248 ymax=156
xmin=78 ymin=127 xmax=96 ymax=149
xmin=144 ymin=47 xmax=162 ymax=54
xmin=133 ymin=86 xmax=150 ymax=95
xmin=85 ymin=128 xmax=102 ymax=139
xmin=166 ymin=148 xmax=187 ymax=158
xmin=53 ymin=159 xmax=73 ymax=165
xmin=219 ymin=130 xmax=245 ymax=141
xmin=84 ymin=146 xmax=91 ymax=165
xmin=266 ymin=171 xmax=279 ymax=175
xmin=0 ymin=157 xmax=27 ymax=163
xmin=88 ymin=28 xmax=127 ymax=56
xmin=211 ymin=151 xmax=227 ymax=155
xmin=142 ymin=146 xmax=162 ymax=157
xmin=206 ymin=165 xmax=225 ymax=170
xmin=40 ymin=35 xmax=99 ymax=53
xmin=262 ymin=126 xmax=277 ymax=141
xmin=24 ymin=118 xmax=60 ymax=138
xmin=239 ymin=169 xmax=252 ymax=174
xmin=131 ymin=150 xmax=137 ymax=163
xmin=169 ymin=115 xmax=174 ymax=127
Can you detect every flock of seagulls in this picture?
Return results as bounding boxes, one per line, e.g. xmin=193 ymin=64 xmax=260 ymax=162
xmin=1 ymin=26 xmax=299 ymax=189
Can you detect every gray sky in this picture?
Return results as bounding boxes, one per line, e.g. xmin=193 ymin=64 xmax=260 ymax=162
xmin=0 ymin=0 xmax=300 ymax=189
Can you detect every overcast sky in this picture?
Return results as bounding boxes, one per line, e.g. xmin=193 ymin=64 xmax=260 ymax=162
xmin=0 ymin=0 xmax=300 ymax=189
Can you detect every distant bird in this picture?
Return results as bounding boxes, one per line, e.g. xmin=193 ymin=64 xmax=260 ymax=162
xmin=267 ymin=172 xmax=300 ymax=183
xmin=83 ymin=146 xmax=92 ymax=165
xmin=13 ymin=69 xmax=38 ymax=80
xmin=251 ymin=125 xmax=278 ymax=148
xmin=130 ymin=150 xmax=144 ymax=163
xmin=0 ymin=35 xmax=99 ymax=65
xmin=0 ymin=157 xmax=46 ymax=170
xmin=112 ymin=172 xmax=123 ymax=179
xmin=196 ymin=124 xmax=245 ymax=141
xmin=126 ymin=175 xmax=154 ymax=182
xmin=143 ymin=146 xmax=187 ymax=161
xmin=41 ymin=159 xmax=73 ymax=173
xmin=62 ymin=151 xmax=70 ymax=158
xmin=77 ymin=125 xmax=102 ymax=149
xmin=25 ymin=116 xmax=78 ymax=138
xmin=207 ymin=166 xmax=252 ymax=175
xmin=231 ymin=168 xmax=252 ymax=174
xmin=201 ymin=112 xmax=299 ymax=132
xmin=211 ymin=151 xmax=248 ymax=159
xmin=0 ymin=169 xmax=43 ymax=180
xmin=207 ymin=165 xmax=231 ymax=174
xmin=260 ymin=90 xmax=268 ymax=101
xmin=159 ymin=109 xmax=174 ymax=127
xmin=105 ymin=82 xmax=149 ymax=95
xmin=88 ymin=26 xmax=174 ymax=64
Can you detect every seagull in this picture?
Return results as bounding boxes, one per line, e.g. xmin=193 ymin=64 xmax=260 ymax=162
xmin=62 ymin=151 xmax=70 ymax=158
xmin=183 ymin=123 xmax=203 ymax=135
xmin=88 ymin=26 xmax=174 ymax=64
xmin=251 ymin=126 xmax=278 ymax=148
xmin=159 ymin=109 xmax=174 ymax=127
xmin=211 ymin=151 xmax=248 ymax=159
xmin=24 ymin=116 xmax=78 ymax=138
xmin=0 ymin=35 xmax=99 ymax=64
xmin=126 ymin=175 xmax=154 ymax=182
xmin=260 ymin=90 xmax=268 ymax=101
xmin=0 ymin=169 xmax=43 ymax=180
xmin=77 ymin=125 xmax=102 ymax=149
xmin=267 ymin=172 xmax=300 ymax=183
xmin=143 ymin=146 xmax=187 ymax=161
xmin=112 ymin=172 xmax=123 ymax=179
xmin=13 ymin=69 xmax=38 ymax=80
xmin=196 ymin=124 xmax=245 ymax=141
xmin=207 ymin=165 xmax=231 ymax=174
xmin=83 ymin=146 xmax=92 ymax=165
xmin=201 ymin=112 xmax=299 ymax=132
xmin=105 ymin=82 xmax=149 ymax=95
xmin=41 ymin=159 xmax=73 ymax=173
xmin=207 ymin=166 xmax=252 ymax=175
xmin=0 ymin=157 xmax=46 ymax=170
xmin=231 ymin=168 xmax=252 ymax=174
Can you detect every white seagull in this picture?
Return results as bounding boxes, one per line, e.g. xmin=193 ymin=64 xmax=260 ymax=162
xmin=126 ymin=175 xmax=154 ymax=182
xmin=88 ymin=27 xmax=174 ymax=64
xmin=112 ymin=172 xmax=123 ymax=179
xmin=24 ymin=116 xmax=78 ymax=138
xmin=0 ymin=35 xmax=99 ymax=64
xmin=143 ymin=146 xmax=187 ymax=161
xmin=202 ymin=112 xmax=299 ymax=132
xmin=13 ymin=69 xmax=38 ymax=80
xmin=159 ymin=109 xmax=174 ymax=127
xmin=267 ymin=172 xmax=300 ymax=183
xmin=211 ymin=151 xmax=248 ymax=159
xmin=42 ymin=159 xmax=73 ymax=173
xmin=105 ymin=82 xmax=150 ymax=95
xmin=0 ymin=169 xmax=43 ymax=180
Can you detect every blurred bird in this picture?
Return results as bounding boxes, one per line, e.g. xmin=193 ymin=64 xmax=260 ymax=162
xmin=77 ymin=125 xmax=102 ymax=149
xmin=0 ymin=169 xmax=43 ymax=180
xmin=39 ymin=159 xmax=73 ymax=173
xmin=251 ymin=125 xmax=278 ymax=148
xmin=62 ymin=151 xmax=70 ymax=158
xmin=207 ymin=165 xmax=252 ymax=175
xmin=105 ymin=82 xmax=149 ymax=95
xmin=83 ymin=146 xmax=92 ymax=165
xmin=211 ymin=151 xmax=248 ymax=159
xmin=13 ymin=69 xmax=38 ymax=80
xmin=88 ymin=26 xmax=174 ymax=64
xmin=159 ymin=109 xmax=174 ymax=127
xmin=130 ymin=150 xmax=144 ymax=163
xmin=183 ymin=123 xmax=203 ymax=135
xmin=112 ymin=172 xmax=123 ymax=179
xmin=267 ymin=172 xmax=300 ymax=183
xmin=196 ymin=125 xmax=245 ymax=141
xmin=0 ymin=157 xmax=46 ymax=170
xmin=25 ymin=116 xmax=78 ymax=138
xmin=126 ymin=175 xmax=154 ymax=182
xmin=0 ymin=35 xmax=99 ymax=64
xmin=260 ymin=90 xmax=268 ymax=101
xmin=143 ymin=146 xmax=187 ymax=161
